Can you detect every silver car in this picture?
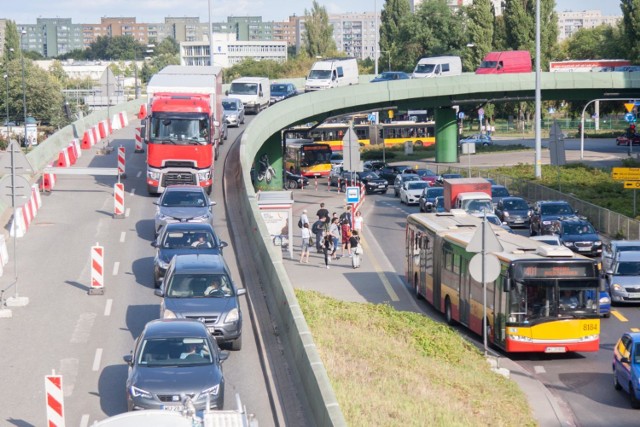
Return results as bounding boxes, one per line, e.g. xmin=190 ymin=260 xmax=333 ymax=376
xmin=154 ymin=185 xmax=215 ymax=237
xmin=222 ymin=97 xmax=245 ymax=127
xmin=606 ymin=251 xmax=640 ymax=304
xmin=603 ymin=240 xmax=640 ymax=271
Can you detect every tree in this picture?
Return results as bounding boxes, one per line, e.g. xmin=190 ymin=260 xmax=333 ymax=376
xmin=463 ymin=0 xmax=494 ymax=72
xmin=380 ymin=0 xmax=412 ymax=73
xmin=154 ymin=37 xmax=179 ymax=56
xmin=492 ymin=16 xmax=508 ymax=51
xmin=621 ymin=0 xmax=640 ymax=61
xmin=558 ymin=25 xmax=625 ymax=60
xmin=4 ymin=20 xmax=20 ymax=62
xmin=303 ymin=0 xmax=337 ymax=58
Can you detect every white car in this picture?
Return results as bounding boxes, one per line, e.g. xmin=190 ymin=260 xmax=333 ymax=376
xmin=400 ymin=181 xmax=430 ymax=205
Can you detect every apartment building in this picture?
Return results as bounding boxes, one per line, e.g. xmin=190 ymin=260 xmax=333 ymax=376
xmin=557 ymin=10 xmax=621 ymax=41
xmin=19 ymin=18 xmax=84 ymax=57
xmin=328 ymin=12 xmax=379 ymax=60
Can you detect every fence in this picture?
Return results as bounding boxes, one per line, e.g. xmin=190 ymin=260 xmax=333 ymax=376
xmin=426 ymin=165 xmax=640 ymax=240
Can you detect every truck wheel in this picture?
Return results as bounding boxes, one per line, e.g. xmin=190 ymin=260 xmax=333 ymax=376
xmin=147 ymin=185 xmax=159 ymax=196
xmin=215 ymin=145 xmax=220 ymax=160
xmin=205 ymin=185 xmax=212 ymax=195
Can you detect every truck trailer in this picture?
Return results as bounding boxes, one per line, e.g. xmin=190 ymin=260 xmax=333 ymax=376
xmin=144 ymin=66 xmax=224 ymax=195
xmin=443 ymin=178 xmax=492 ymax=212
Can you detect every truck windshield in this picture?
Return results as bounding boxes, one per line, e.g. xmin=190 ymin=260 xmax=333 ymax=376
xmin=229 ymin=83 xmax=258 ymax=95
xmin=308 ymin=70 xmax=332 ymax=79
xmin=463 ymin=199 xmax=493 ymax=213
xmin=149 ymin=115 xmax=210 ymax=145
xmin=479 ymin=61 xmax=498 ymax=68
xmin=415 ymin=64 xmax=435 ymax=74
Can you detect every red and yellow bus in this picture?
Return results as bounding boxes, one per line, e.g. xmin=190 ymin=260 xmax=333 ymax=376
xmin=406 ymin=212 xmax=601 ymax=353
xmin=284 ymin=139 xmax=333 ymax=177
xmin=285 ymin=121 xmax=436 ymax=151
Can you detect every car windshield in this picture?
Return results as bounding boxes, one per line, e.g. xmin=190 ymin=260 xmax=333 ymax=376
xmin=562 ymin=222 xmax=594 ymax=235
xmin=166 ymin=273 xmax=234 ymax=298
xmin=415 ymin=64 xmax=435 ymax=74
xmin=541 ymin=203 xmax=574 ymax=215
xmin=308 ymin=70 xmax=332 ymax=79
xmin=484 ymin=215 xmax=501 ymax=226
xmin=492 ymin=187 xmax=510 ymax=197
xmin=229 ymin=82 xmax=258 ymax=95
xmin=160 ymin=190 xmax=207 ymax=207
xmin=359 ymin=171 xmax=380 ymax=179
xmin=402 ymin=175 xmax=420 ymax=183
xmin=138 ymin=337 xmax=212 ymax=366
xmin=416 ymin=169 xmax=436 ymax=177
xmin=222 ymin=101 xmax=238 ymax=111
xmin=271 ymin=84 xmax=288 ymax=92
xmin=615 ymin=261 xmax=640 ymax=276
xmin=443 ymin=174 xmax=462 ymax=179
xmin=617 ymin=245 xmax=640 ymax=253
xmin=408 ymin=182 xmax=429 ymax=190
xmin=503 ymin=199 xmax=529 ymax=210
xmin=161 ymin=231 xmax=216 ymax=249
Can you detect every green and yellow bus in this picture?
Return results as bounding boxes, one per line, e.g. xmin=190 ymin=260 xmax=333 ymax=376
xmin=406 ymin=211 xmax=601 ymax=353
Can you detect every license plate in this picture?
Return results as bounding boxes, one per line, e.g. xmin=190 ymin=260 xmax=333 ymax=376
xmin=514 ymin=220 xmax=523 ymax=224
xmin=577 ymin=247 xmax=591 ymax=251
xmin=545 ymin=346 xmax=566 ymax=353
xmin=378 ymin=185 xmax=386 ymax=188
xmin=627 ymin=293 xmax=640 ymax=298
xmin=207 ymin=326 xmax=216 ymax=333
xmin=163 ymin=405 xmax=184 ymax=411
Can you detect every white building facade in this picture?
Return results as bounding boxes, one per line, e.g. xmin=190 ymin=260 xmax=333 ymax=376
xmin=180 ymin=34 xmax=287 ymax=67
xmin=557 ymin=10 xmax=621 ymax=41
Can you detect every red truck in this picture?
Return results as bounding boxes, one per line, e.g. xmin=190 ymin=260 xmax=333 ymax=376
xmin=443 ymin=178 xmax=492 ymax=212
xmin=475 ymin=51 xmax=532 ymax=74
xmin=143 ymin=66 xmax=224 ymax=195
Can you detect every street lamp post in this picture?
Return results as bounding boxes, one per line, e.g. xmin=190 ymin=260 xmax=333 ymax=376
xmin=134 ymin=51 xmax=139 ymax=99
xmin=20 ymin=30 xmax=27 ymax=148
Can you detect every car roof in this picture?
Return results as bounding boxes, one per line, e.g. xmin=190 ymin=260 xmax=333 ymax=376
xmin=162 ymin=222 xmax=216 ymax=233
xmin=536 ymin=200 xmax=571 ymax=205
xmin=612 ymin=240 xmax=640 ymax=248
xmin=163 ymin=185 xmax=205 ymax=193
xmin=142 ymin=319 xmax=210 ymax=339
xmin=558 ymin=218 xmax=589 ymax=226
xmin=171 ymin=253 xmax=227 ymax=273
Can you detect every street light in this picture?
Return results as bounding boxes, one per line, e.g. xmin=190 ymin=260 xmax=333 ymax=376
xmin=20 ymin=29 xmax=27 ymax=147
xmin=378 ymin=50 xmax=391 ymax=71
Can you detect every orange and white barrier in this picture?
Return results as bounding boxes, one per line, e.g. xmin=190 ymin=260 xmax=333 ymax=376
xmin=134 ymin=127 xmax=144 ymax=153
xmin=138 ymin=103 xmax=147 ymax=119
xmin=65 ymin=144 xmax=77 ymax=166
xmin=119 ymin=111 xmax=129 ymax=127
xmin=10 ymin=183 xmax=44 ymax=237
xmin=40 ymin=162 xmax=57 ymax=192
xmin=45 ymin=372 xmax=65 ymax=427
xmin=107 ymin=119 xmax=113 ymax=135
xmin=57 ymin=147 xmax=71 ymax=167
xmin=98 ymin=121 xmax=107 ymax=139
xmin=117 ymin=145 xmax=126 ymax=178
xmin=89 ymin=243 xmax=104 ymax=295
xmin=81 ymin=129 xmax=94 ymax=149
xmin=71 ymin=138 xmax=81 ymax=159
xmin=114 ymin=183 xmax=125 ymax=219
xmin=91 ymin=125 xmax=99 ymax=143
xmin=111 ymin=114 xmax=121 ymax=131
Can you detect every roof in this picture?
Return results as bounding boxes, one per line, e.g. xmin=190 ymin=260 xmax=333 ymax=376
xmin=172 ymin=254 xmax=227 ymax=273
xmin=143 ymin=319 xmax=210 ymax=339
xmin=159 ymin=65 xmax=223 ymax=76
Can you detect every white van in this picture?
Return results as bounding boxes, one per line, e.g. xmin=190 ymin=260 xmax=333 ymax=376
xmin=305 ymin=57 xmax=359 ymax=92
xmin=226 ymin=77 xmax=270 ymax=114
xmin=411 ymin=56 xmax=462 ymax=78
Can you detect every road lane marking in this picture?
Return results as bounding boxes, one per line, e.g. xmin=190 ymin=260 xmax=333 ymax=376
xmin=92 ymin=348 xmax=103 ymax=371
xmin=104 ymin=299 xmax=113 ymax=316
xmin=611 ymin=310 xmax=628 ymax=322
xmin=113 ymin=261 xmax=120 ymax=276
xmin=136 ymin=170 xmax=142 ymax=178
xmin=80 ymin=414 xmax=89 ymax=427
xmin=70 ymin=313 xmax=97 ymax=343
xmin=119 ymin=231 xmax=126 ymax=243
xmin=534 ymin=365 xmax=546 ymax=374
xmin=360 ymin=236 xmax=399 ymax=302
xmin=631 ymin=328 xmax=640 ymax=332
xmin=129 ymin=187 xmax=135 ymax=196
xmin=125 ymin=207 xmax=131 ymax=218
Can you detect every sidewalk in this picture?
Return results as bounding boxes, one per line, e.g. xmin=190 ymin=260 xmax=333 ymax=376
xmin=281 ymin=182 xmax=572 ymax=426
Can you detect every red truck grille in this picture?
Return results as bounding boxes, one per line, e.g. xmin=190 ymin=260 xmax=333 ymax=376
xmin=163 ymin=172 xmax=196 ymax=186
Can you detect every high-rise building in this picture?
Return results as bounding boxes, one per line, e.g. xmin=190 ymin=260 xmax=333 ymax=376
xmin=557 ymin=10 xmax=621 ymax=41
xmin=329 ymin=12 xmax=379 ymax=60
xmin=0 ymin=20 xmax=7 ymax=58
xmin=411 ymin=0 xmax=502 ymax=15
xmin=20 ymin=18 xmax=84 ymax=57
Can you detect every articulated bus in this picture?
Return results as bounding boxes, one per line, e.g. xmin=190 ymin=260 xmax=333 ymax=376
xmin=284 ymin=139 xmax=333 ymax=177
xmin=406 ymin=211 xmax=601 ymax=353
xmin=285 ymin=121 xmax=436 ymax=151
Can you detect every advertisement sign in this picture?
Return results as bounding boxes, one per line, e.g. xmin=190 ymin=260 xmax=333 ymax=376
xmin=26 ymin=124 xmax=38 ymax=146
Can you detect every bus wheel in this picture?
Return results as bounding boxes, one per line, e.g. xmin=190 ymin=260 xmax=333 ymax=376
xmin=445 ymin=298 xmax=455 ymax=325
xmin=414 ymin=273 xmax=422 ymax=300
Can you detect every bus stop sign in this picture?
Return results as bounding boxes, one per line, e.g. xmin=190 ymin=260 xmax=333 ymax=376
xmin=346 ymin=186 xmax=360 ymax=204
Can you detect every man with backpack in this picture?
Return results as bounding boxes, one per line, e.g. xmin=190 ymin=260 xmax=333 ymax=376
xmin=311 ymin=217 xmax=326 ymax=253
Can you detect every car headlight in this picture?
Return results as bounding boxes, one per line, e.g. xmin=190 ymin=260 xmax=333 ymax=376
xmin=130 ymin=386 xmax=152 ymax=399
xmin=599 ymin=295 xmax=611 ymax=304
xmin=197 ymin=170 xmax=212 ymax=181
xmin=503 ymin=212 xmax=510 ymax=217
xmin=528 ymin=210 xmax=533 ymax=217
xmin=192 ymin=214 xmax=211 ymax=221
xmin=156 ymin=213 xmax=171 ymax=221
xmin=383 ymin=180 xmax=388 ymax=185
xmin=225 ymin=308 xmax=240 ymax=323
xmin=563 ymin=242 xmax=574 ymax=247
xmin=612 ymin=284 xmax=623 ymax=292
xmin=201 ymin=384 xmax=220 ymax=397
xmin=163 ymin=309 xmax=177 ymax=319
xmin=595 ymin=241 xmax=602 ymax=246
xmin=147 ymin=171 xmax=161 ymax=181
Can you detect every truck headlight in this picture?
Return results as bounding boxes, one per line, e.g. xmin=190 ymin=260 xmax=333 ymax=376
xmin=147 ymin=171 xmax=161 ymax=181
xmin=197 ymin=170 xmax=212 ymax=181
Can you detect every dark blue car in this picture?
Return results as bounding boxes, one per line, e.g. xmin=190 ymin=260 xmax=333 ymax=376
xmin=152 ymin=223 xmax=227 ymax=287
xmin=370 ymin=71 xmax=411 ymax=82
xmin=613 ymin=332 xmax=640 ymax=408
xmin=270 ymin=82 xmax=297 ymax=104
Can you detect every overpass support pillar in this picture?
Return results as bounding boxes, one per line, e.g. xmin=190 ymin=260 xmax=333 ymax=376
xmin=253 ymin=133 xmax=283 ymax=191
xmin=435 ymin=107 xmax=458 ymax=163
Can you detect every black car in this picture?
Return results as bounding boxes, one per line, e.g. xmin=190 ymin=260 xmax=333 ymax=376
xmin=555 ymin=219 xmax=602 ymax=257
xmin=363 ymin=160 xmax=387 ymax=171
xmin=530 ymin=200 xmax=579 ymax=236
xmin=151 ymin=222 xmax=227 ymax=287
xmin=377 ymin=165 xmax=414 ymax=182
xmin=435 ymin=173 xmax=463 ymax=186
xmin=285 ymin=170 xmax=310 ymax=189
xmin=419 ymin=187 xmax=444 ymax=212
xmin=124 ymin=319 xmax=228 ymax=412
xmin=490 ymin=185 xmax=510 ymax=207
xmin=270 ymin=82 xmax=298 ymax=104
xmin=338 ymin=170 xmax=389 ymax=194
xmin=494 ymin=196 xmax=531 ymax=228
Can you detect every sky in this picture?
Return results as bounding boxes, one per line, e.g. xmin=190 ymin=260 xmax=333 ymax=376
xmin=2 ymin=1 xmax=622 ymax=25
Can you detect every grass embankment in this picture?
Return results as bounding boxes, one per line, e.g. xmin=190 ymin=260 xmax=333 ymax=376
xmin=297 ymin=290 xmax=536 ymax=427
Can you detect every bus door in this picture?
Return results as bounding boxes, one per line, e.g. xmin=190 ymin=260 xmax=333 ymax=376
xmin=406 ymin=227 xmax=415 ymax=285
xmin=459 ymin=257 xmax=471 ymax=326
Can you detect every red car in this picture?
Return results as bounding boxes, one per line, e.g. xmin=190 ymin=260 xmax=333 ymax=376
xmin=616 ymin=135 xmax=640 ymax=146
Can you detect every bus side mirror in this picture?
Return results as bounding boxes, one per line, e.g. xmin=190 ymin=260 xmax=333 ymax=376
xmin=504 ymin=277 xmax=511 ymax=292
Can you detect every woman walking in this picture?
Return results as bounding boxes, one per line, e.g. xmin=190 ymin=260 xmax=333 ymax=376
xmin=341 ymin=218 xmax=352 ymax=258
xmin=329 ymin=217 xmax=341 ymax=260
xmin=353 ymin=210 xmax=364 ymax=234
xmin=322 ymin=233 xmax=333 ymax=269
xmin=349 ymin=230 xmax=362 ymax=268
xmin=300 ymin=223 xmax=311 ymax=263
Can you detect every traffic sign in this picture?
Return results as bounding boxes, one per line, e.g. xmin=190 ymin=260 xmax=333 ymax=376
xmin=613 ymin=167 xmax=640 ymax=181
xmin=624 ymin=181 xmax=640 ymax=189
xmin=625 ymin=103 xmax=636 ymax=113
xmin=469 ymin=253 xmax=501 ymax=284
xmin=466 ymin=220 xmax=504 ymax=253
xmin=346 ymin=186 xmax=360 ymax=203
xmin=625 ymin=112 xmax=637 ymax=123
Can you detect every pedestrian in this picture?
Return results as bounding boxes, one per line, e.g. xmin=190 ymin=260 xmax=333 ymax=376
xmin=353 ymin=210 xmax=364 ymax=234
xmin=339 ymin=204 xmax=353 ymax=227
xmin=329 ymin=217 xmax=341 ymax=260
xmin=299 ymin=223 xmax=311 ymax=263
xmin=322 ymin=233 xmax=333 ymax=269
xmin=341 ymin=218 xmax=352 ymax=258
xmin=316 ymin=202 xmax=329 ymax=220
xmin=311 ymin=217 xmax=325 ymax=253
xmin=298 ymin=209 xmax=309 ymax=229
xmin=349 ymin=230 xmax=362 ymax=268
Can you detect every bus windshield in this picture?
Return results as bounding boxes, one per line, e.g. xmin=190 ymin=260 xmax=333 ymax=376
xmin=149 ymin=114 xmax=209 ymax=145
xmin=301 ymin=147 xmax=332 ymax=166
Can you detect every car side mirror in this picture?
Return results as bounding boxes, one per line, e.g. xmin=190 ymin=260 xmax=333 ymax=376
xmin=151 ymin=241 xmax=157 ymax=248
xmin=123 ymin=354 xmax=133 ymax=365
xmin=219 ymin=351 xmax=230 ymax=362
xmin=154 ymin=289 xmax=163 ymax=297
xmin=606 ymin=270 xmax=613 ymax=275
xmin=621 ymin=356 xmax=630 ymax=364
xmin=237 ymin=288 xmax=247 ymax=296
xmin=153 ymin=200 xmax=159 ymax=206
xmin=209 ymin=201 xmax=217 ymax=207
xmin=220 ymin=241 xmax=228 ymax=248
xmin=225 ymin=90 xmax=229 ymax=96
